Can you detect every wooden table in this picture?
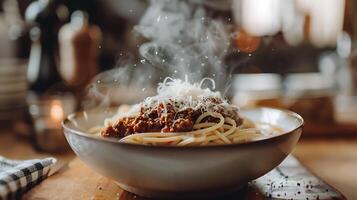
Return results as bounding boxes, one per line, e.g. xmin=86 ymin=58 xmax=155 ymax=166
xmin=293 ymin=138 xmax=357 ymax=200
xmin=1 ymin=131 xmax=357 ymax=199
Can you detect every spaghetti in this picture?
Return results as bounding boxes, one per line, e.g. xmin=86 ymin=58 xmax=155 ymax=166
xmin=93 ymin=78 xmax=279 ymax=146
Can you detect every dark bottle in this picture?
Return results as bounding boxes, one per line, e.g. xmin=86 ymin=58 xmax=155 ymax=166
xmin=25 ymin=0 xmax=67 ymax=93
xmin=27 ymin=26 xmax=61 ymax=93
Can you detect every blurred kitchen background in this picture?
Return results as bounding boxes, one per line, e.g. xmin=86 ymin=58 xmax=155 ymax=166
xmin=1 ymin=0 xmax=357 ymax=152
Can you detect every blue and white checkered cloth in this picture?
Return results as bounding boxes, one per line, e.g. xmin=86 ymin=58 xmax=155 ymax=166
xmin=0 ymin=156 xmax=56 ymax=200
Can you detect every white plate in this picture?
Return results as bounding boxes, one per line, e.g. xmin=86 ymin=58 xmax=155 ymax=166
xmin=0 ymin=82 xmax=27 ymax=93
xmin=0 ymin=59 xmax=27 ymax=75
xmin=0 ymin=92 xmax=26 ymax=107
xmin=0 ymin=74 xmax=27 ymax=83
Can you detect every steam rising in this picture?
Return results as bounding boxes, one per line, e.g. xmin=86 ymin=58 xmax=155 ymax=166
xmin=136 ymin=0 xmax=231 ymax=89
xmin=85 ymin=0 xmax=233 ymax=107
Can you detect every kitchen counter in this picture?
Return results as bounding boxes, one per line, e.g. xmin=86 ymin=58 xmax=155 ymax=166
xmin=1 ymin=131 xmax=357 ymax=199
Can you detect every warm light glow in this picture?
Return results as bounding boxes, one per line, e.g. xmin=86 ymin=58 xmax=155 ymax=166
xmin=295 ymin=0 xmax=345 ymax=47
xmin=233 ymin=0 xmax=345 ymax=47
xmin=50 ymin=100 xmax=64 ymax=123
xmin=232 ymin=30 xmax=261 ymax=53
xmin=241 ymin=0 xmax=281 ymax=36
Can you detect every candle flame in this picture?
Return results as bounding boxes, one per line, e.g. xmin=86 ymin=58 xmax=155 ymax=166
xmin=50 ymin=100 xmax=64 ymax=122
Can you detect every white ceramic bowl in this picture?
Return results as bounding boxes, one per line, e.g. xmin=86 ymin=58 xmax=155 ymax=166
xmin=63 ymin=107 xmax=303 ymax=198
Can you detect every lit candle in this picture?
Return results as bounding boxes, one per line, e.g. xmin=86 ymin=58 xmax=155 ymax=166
xmin=50 ymin=100 xmax=64 ymax=126
xmin=28 ymin=94 xmax=76 ymax=152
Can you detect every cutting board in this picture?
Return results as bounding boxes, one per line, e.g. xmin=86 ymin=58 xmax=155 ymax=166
xmin=24 ymin=155 xmax=346 ymax=200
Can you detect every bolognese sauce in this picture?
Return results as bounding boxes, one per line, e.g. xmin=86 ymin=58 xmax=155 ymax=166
xmin=101 ymin=98 xmax=242 ymax=139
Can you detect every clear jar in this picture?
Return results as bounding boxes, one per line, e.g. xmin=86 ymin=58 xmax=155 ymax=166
xmin=232 ymin=73 xmax=284 ymax=108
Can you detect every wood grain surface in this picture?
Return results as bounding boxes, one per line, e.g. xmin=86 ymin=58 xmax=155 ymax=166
xmin=23 ymin=156 xmax=346 ymax=200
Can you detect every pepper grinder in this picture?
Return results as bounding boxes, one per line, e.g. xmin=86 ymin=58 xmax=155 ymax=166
xmin=25 ymin=0 xmax=67 ymax=93
xmin=58 ymin=10 xmax=102 ymax=104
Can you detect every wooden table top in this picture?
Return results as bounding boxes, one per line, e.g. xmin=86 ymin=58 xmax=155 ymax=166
xmin=23 ymin=155 xmax=347 ymax=200
xmin=1 ymin=131 xmax=357 ymax=199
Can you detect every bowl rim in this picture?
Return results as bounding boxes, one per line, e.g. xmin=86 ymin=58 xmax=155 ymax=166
xmin=62 ymin=107 xmax=304 ymax=150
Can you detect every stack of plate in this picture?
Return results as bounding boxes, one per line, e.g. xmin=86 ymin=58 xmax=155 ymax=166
xmin=0 ymin=59 xmax=28 ymax=120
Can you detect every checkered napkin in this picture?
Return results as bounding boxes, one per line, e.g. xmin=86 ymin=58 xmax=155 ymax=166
xmin=0 ymin=156 xmax=56 ymax=200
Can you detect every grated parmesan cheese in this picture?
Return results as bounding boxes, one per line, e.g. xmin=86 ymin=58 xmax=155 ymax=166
xmin=115 ymin=77 xmax=238 ymax=118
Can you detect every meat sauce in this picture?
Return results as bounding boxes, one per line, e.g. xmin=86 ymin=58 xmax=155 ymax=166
xmin=101 ymin=99 xmax=242 ymax=139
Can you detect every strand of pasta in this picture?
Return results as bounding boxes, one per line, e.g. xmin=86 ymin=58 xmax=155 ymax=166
xmin=119 ymin=112 xmax=224 ymax=145
xmin=103 ymin=111 xmax=265 ymax=146
xmin=120 ymin=132 xmax=183 ymax=142
xmin=201 ymin=117 xmax=236 ymax=143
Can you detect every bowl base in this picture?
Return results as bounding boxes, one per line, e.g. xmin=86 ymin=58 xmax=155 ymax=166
xmin=117 ymin=182 xmax=246 ymax=199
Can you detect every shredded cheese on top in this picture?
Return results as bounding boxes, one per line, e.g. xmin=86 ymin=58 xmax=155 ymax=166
xmin=112 ymin=77 xmax=239 ymax=120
